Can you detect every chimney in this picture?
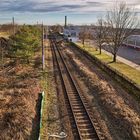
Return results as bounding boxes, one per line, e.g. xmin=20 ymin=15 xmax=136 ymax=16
xmin=65 ymin=16 xmax=67 ymax=28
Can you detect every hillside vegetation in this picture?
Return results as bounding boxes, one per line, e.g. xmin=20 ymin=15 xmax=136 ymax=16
xmin=0 ymin=25 xmax=43 ymax=140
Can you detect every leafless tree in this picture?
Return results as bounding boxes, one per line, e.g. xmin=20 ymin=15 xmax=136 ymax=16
xmin=105 ymin=2 xmax=139 ymax=62
xmin=79 ymin=26 xmax=91 ymax=47
xmin=94 ymin=18 xmax=106 ymax=54
xmin=51 ymin=24 xmax=63 ymax=33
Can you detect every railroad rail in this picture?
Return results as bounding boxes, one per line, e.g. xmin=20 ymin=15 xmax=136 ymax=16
xmin=51 ymin=37 xmax=100 ymax=140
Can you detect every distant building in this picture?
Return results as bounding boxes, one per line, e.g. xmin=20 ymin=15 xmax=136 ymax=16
xmin=63 ymin=26 xmax=80 ymax=42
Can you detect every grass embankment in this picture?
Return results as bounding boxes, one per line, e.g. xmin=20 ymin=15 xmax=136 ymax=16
xmin=40 ymin=41 xmax=61 ymax=140
xmin=76 ymin=43 xmax=140 ymax=85
xmin=39 ymin=71 xmax=57 ymax=139
xmin=39 ymin=41 xmax=50 ymax=139
xmin=39 ymin=71 xmax=48 ymax=139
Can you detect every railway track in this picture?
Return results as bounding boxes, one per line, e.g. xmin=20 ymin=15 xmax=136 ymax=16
xmin=51 ymin=38 xmax=100 ymax=140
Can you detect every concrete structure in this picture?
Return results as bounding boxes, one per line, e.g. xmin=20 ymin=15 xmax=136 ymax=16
xmin=124 ymin=35 xmax=140 ymax=50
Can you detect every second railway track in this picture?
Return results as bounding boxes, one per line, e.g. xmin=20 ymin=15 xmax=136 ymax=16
xmin=51 ymin=37 xmax=100 ymax=140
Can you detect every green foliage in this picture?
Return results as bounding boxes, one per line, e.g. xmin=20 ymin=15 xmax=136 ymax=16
xmin=10 ymin=25 xmax=41 ymax=62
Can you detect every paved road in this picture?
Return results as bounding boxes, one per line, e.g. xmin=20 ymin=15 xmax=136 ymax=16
xmin=117 ymin=46 xmax=140 ymax=65
xmin=102 ymin=49 xmax=140 ymax=71
xmin=102 ymin=45 xmax=140 ymax=65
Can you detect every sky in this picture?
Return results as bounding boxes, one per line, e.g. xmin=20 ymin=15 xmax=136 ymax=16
xmin=0 ymin=0 xmax=140 ymax=25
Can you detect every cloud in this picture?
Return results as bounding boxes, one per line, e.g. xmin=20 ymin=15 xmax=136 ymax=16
xmin=0 ymin=0 xmax=139 ymax=14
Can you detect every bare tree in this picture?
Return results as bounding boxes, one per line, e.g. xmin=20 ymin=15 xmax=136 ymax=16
xmin=79 ymin=26 xmax=90 ymax=47
xmin=105 ymin=2 xmax=139 ymax=62
xmin=51 ymin=24 xmax=63 ymax=33
xmin=94 ymin=18 xmax=106 ymax=54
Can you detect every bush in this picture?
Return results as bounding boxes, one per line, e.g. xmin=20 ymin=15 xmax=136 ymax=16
xmin=10 ymin=25 xmax=41 ymax=63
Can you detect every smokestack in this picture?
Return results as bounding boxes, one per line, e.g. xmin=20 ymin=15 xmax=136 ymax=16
xmin=65 ymin=16 xmax=67 ymax=28
xmin=12 ymin=17 xmax=15 ymax=35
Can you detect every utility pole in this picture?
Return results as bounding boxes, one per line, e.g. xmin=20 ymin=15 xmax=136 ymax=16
xmin=42 ymin=23 xmax=45 ymax=70
xmin=12 ymin=17 xmax=15 ymax=35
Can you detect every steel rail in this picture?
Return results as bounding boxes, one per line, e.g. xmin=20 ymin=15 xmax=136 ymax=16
xmin=51 ymin=40 xmax=82 ymax=139
xmin=51 ymin=38 xmax=100 ymax=140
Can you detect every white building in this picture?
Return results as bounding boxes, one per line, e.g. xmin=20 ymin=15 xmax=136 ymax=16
xmin=63 ymin=26 xmax=80 ymax=42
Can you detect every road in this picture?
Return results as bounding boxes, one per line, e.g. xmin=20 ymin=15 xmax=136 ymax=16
xmin=117 ymin=46 xmax=140 ymax=65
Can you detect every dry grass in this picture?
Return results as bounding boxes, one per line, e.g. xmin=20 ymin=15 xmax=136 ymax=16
xmin=0 ymin=54 xmax=42 ymax=139
xmin=0 ymin=32 xmax=9 ymax=38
